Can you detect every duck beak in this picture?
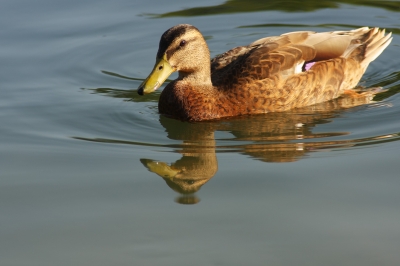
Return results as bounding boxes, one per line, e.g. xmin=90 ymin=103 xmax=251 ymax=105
xmin=140 ymin=159 xmax=180 ymax=179
xmin=137 ymin=55 xmax=176 ymax=95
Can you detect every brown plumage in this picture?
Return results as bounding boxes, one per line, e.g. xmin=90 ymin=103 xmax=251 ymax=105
xmin=137 ymin=24 xmax=392 ymax=121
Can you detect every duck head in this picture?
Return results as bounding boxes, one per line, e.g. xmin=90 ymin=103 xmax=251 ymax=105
xmin=137 ymin=24 xmax=211 ymax=95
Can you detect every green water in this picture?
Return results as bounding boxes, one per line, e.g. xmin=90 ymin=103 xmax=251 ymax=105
xmin=1 ymin=0 xmax=400 ymax=265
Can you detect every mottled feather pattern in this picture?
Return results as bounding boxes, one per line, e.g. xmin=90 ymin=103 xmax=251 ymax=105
xmin=152 ymin=25 xmax=392 ymax=121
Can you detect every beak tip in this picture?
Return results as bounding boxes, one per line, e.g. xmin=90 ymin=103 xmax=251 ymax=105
xmin=137 ymin=87 xmax=144 ymax=95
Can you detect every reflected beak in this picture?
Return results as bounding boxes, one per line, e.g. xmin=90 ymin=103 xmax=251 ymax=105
xmin=137 ymin=55 xmax=176 ymax=95
xmin=140 ymin=159 xmax=180 ymax=179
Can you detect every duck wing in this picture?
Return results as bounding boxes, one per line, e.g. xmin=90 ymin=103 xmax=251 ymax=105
xmin=211 ymin=28 xmax=391 ymax=90
xmin=210 ymin=32 xmax=317 ymax=87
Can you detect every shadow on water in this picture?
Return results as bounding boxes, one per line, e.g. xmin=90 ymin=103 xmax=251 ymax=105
xmin=80 ymin=70 xmax=176 ymax=103
xmin=371 ymin=71 xmax=400 ymax=101
xmin=75 ymin=88 xmax=400 ymax=204
xmin=147 ymin=0 xmax=400 ymax=18
xmin=83 ymin=87 xmax=161 ymax=103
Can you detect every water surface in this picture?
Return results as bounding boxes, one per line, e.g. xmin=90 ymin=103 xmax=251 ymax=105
xmin=1 ymin=0 xmax=400 ymax=265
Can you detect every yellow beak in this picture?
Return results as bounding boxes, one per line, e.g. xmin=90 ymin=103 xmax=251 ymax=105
xmin=137 ymin=55 xmax=176 ymax=95
xmin=140 ymin=159 xmax=180 ymax=179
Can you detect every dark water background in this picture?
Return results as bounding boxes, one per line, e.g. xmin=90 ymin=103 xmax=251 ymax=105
xmin=1 ymin=0 xmax=400 ymax=265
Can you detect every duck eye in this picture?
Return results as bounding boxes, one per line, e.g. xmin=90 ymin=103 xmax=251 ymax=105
xmin=179 ymin=40 xmax=186 ymax=47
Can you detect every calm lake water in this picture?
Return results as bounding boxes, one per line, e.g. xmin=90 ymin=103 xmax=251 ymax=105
xmin=1 ymin=0 xmax=400 ymax=265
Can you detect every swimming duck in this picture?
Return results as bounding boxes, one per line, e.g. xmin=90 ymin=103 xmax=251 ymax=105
xmin=137 ymin=24 xmax=392 ymax=121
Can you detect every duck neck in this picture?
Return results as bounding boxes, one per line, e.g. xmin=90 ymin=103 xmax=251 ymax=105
xmin=178 ymin=66 xmax=213 ymax=88
xmin=178 ymin=72 xmax=212 ymax=86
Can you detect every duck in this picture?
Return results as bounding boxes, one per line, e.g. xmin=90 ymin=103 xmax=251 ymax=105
xmin=137 ymin=24 xmax=392 ymax=121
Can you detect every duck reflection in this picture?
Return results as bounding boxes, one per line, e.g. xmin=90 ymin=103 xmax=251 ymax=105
xmin=140 ymin=118 xmax=218 ymax=204
xmin=140 ymin=91 xmax=379 ymax=203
